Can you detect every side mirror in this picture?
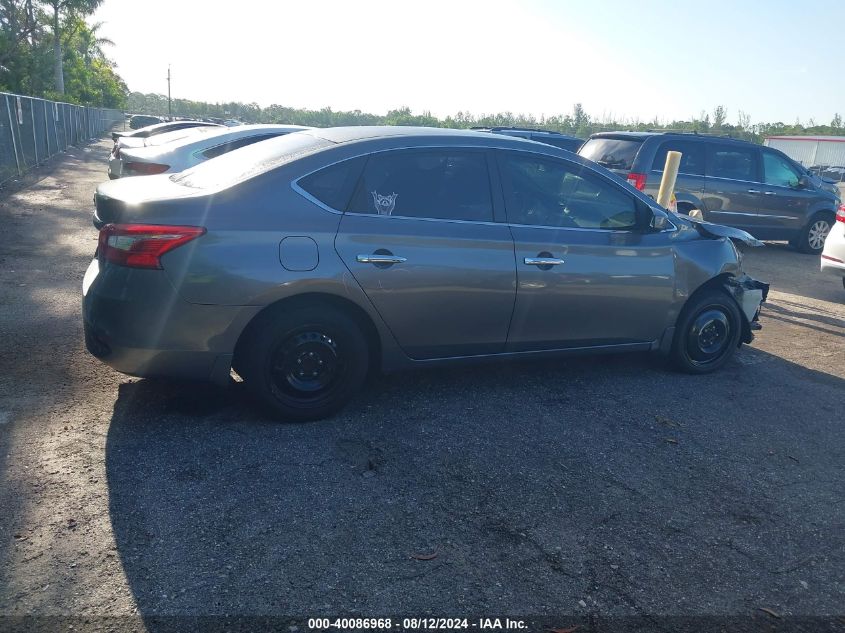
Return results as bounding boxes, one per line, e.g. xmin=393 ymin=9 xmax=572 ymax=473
xmin=797 ymin=175 xmax=812 ymax=189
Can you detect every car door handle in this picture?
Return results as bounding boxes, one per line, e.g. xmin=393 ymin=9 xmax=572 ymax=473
xmin=747 ymin=189 xmax=761 ymax=194
xmin=524 ymin=257 xmax=565 ymax=266
xmin=356 ymin=254 xmax=407 ymax=264
xmin=763 ymin=191 xmax=777 ymax=196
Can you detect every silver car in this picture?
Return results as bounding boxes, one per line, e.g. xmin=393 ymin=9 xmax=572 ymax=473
xmin=83 ymin=127 xmax=768 ymax=421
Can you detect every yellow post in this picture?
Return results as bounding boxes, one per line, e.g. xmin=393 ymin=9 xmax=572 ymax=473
xmin=656 ymin=151 xmax=682 ymax=209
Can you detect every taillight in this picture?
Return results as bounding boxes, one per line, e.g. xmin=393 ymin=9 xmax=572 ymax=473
xmin=836 ymin=204 xmax=845 ymax=223
xmin=97 ymin=224 xmax=205 ymax=269
xmin=627 ymin=172 xmax=647 ymax=191
xmin=124 ymin=162 xmax=169 ymax=175
xmin=113 ymin=146 xmax=121 ymax=159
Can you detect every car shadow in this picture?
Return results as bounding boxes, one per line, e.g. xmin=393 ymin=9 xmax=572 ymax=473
xmin=105 ymin=349 xmax=845 ymax=623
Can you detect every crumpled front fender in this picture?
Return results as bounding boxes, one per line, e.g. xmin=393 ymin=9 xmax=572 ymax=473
xmin=686 ymin=216 xmax=765 ymax=247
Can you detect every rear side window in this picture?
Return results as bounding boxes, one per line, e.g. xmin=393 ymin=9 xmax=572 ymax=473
xmin=297 ymin=157 xmax=366 ymax=211
xmin=578 ymin=137 xmax=642 ymax=170
xmin=201 ymin=134 xmax=279 ymax=159
xmin=348 ymin=150 xmax=493 ymax=222
xmin=706 ymin=144 xmax=759 ymax=182
xmin=501 ymin=153 xmax=639 ymax=230
xmin=762 ymin=151 xmax=801 ymax=187
xmin=651 ymin=141 xmax=705 ymax=175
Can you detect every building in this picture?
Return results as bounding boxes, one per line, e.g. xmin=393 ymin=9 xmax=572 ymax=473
xmin=764 ymin=136 xmax=845 ymax=181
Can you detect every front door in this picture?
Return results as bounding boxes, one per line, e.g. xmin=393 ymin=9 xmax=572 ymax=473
xmin=497 ymin=150 xmax=675 ymax=350
xmin=334 ymin=148 xmax=516 ymax=360
xmin=758 ymin=149 xmax=816 ymax=238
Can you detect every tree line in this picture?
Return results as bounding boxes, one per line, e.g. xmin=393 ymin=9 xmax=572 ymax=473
xmin=0 ymin=0 xmax=127 ymax=108
xmin=129 ymin=93 xmax=845 ymax=143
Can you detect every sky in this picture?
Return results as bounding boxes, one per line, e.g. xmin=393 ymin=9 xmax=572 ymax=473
xmin=93 ymin=0 xmax=844 ymax=125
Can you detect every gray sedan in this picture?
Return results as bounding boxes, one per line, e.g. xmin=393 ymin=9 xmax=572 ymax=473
xmin=83 ymin=127 xmax=768 ymax=421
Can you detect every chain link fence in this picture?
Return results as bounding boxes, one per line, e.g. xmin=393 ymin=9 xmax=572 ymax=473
xmin=0 ymin=91 xmax=124 ymax=187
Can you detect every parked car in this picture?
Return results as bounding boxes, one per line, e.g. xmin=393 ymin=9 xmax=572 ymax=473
xmin=579 ymin=132 xmax=841 ymax=253
xmin=820 ymin=205 xmax=845 ymax=292
xmin=111 ymin=120 xmax=222 ymax=143
xmin=128 ymin=114 xmax=164 ymax=129
xmin=113 ymin=124 xmax=311 ymax=178
xmin=108 ymin=125 xmax=221 ymax=179
xmin=809 ymin=165 xmax=845 ymax=183
xmin=84 ymin=126 xmax=768 ymax=421
xmin=473 ymin=126 xmax=583 ymax=152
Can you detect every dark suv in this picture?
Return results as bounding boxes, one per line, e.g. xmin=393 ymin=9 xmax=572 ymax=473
xmin=473 ymin=127 xmax=583 ymax=153
xmin=579 ymin=132 xmax=841 ymax=253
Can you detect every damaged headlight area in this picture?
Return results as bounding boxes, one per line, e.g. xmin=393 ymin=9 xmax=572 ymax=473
xmin=724 ymin=274 xmax=770 ymax=339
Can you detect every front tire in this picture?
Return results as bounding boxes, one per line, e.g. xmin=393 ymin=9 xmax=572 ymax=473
xmin=238 ymin=305 xmax=369 ymax=422
xmin=795 ymin=212 xmax=834 ymax=253
xmin=671 ymin=290 xmax=742 ymax=374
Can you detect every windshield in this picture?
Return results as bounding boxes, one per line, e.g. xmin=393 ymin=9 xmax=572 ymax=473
xmin=579 ymin=137 xmax=643 ymax=170
xmin=171 ymin=131 xmax=332 ymax=189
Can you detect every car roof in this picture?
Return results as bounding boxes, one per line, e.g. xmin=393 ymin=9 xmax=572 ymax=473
xmin=472 ymin=126 xmax=581 ymax=140
xmin=589 ymin=130 xmax=758 ymax=147
xmin=306 ymin=125 xmax=514 ymax=144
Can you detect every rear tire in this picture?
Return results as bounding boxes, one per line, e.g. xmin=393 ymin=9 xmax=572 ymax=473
xmin=237 ymin=304 xmax=369 ymax=422
xmin=795 ymin=212 xmax=834 ymax=253
xmin=671 ymin=289 xmax=742 ymax=374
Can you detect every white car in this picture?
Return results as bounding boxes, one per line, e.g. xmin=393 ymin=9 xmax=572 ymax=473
xmin=820 ymin=205 xmax=845 ymax=292
xmin=114 ymin=124 xmax=311 ymax=178
xmin=108 ymin=125 xmax=220 ymax=179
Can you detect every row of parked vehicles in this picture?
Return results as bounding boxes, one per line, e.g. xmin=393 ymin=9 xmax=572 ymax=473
xmin=85 ymin=119 xmax=842 ymax=421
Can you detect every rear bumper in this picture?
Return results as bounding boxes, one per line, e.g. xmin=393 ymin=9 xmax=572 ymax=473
xmin=82 ymin=259 xmax=257 ymax=385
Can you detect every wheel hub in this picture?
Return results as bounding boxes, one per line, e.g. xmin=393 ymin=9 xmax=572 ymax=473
xmin=687 ymin=308 xmax=731 ymax=363
xmin=271 ymin=331 xmax=340 ymax=395
xmin=808 ymin=220 xmax=831 ymax=251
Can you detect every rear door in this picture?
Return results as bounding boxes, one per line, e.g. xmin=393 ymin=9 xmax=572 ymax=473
xmin=334 ymin=148 xmax=516 ymax=359
xmin=497 ymin=150 xmax=675 ymax=350
xmin=702 ymin=143 xmax=763 ymax=231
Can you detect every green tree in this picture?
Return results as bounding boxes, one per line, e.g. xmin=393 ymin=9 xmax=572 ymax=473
xmin=44 ymin=0 xmax=101 ymax=94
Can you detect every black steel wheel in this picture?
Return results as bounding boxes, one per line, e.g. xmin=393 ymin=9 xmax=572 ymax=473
xmin=238 ymin=304 xmax=369 ymax=422
xmin=671 ymin=290 xmax=742 ymax=374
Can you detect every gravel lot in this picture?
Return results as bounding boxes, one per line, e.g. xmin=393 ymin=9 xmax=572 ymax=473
xmin=0 ymin=138 xmax=843 ymax=630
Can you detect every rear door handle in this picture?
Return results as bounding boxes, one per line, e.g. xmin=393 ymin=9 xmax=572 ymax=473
xmin=747 ymin=189 xmax=761 ymax=194
xmin=357 ymin=254 xmax=407 ymax=264
xmin=524 ymin=257 xmax=565 ymax=266
xmin=763 ymin=191 xmax=777 ymax=196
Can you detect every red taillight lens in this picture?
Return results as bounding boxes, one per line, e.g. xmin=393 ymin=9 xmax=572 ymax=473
xmin=836 ymin=204 xmax=845 ymax=223
xmin=123 ymin=161 xmax=169 ymax=175
xmin=627 ymin=172 xmax=647 ymax=191
xmin=97 ymin=224 xmax=206 ymax=269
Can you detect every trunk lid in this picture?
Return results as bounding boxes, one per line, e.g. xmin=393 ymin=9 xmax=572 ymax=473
xmin=93 ymin=174 xmax=208 ymax=229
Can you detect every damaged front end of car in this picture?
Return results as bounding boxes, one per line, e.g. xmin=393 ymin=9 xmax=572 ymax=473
xmin=724 ymin=274 xmax=770 ymax=343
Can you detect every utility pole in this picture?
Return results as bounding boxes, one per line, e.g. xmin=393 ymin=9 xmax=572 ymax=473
xmin=167 ymin=64 xmax=172 ymax=120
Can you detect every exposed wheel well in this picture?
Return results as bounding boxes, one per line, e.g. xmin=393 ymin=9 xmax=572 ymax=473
xmin=233 ymin=293 xmax=382 ymax=375
xmin=679 ymin=273 xmax=751 ymax=341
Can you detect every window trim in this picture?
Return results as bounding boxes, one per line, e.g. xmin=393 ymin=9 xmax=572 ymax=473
xmin=290 ymin=143 xmax=666 ymax=232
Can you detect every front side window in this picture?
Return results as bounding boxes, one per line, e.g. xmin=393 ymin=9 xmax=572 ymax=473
xmin=501 ymin=153 xmax=639 ymax=230
xmin=706 ymin=144 xmax=758 ymax=181
xmin=348 ymin=151 xmax=493 ymax=222
xmin=651 ymin=141 xmax=705 ymax=175
xmin=762 ymin=151 xmax=801 ymax=188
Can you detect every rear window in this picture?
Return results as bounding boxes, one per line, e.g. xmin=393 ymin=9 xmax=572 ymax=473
xmin=578 ymin=137 xmax=642 ymax=171
xmin=172 ymin=132 xmax=332 ymax=190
